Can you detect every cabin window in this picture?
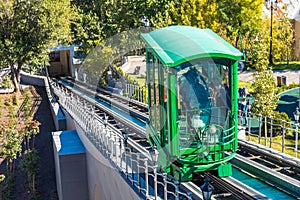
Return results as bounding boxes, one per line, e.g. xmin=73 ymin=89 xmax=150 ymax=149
xmin=147 ymin=52 xmax=164 ymax=134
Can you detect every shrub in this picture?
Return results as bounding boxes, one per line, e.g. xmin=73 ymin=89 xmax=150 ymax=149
xmin=267 ymin=111 xmax=292 ymax=137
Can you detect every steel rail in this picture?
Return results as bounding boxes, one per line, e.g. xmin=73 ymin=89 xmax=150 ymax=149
xmin=238 ymin=140 xmax=300 ymax=175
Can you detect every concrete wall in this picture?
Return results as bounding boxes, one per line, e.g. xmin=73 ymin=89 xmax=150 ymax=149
xmin=59 ymin=153 xmax=89 ymax=200
xmin=52 ymin=130 xmax=89 ymax=200
xmin=53 ymin=140 xmax=63 ymax=199
xmin=76 ymin=125 xmax=142 ymax=200
xmin=21 ymin=71 xmax=46 ymax=87
xmin=62 ymin=110 xmax=141 ymax=200
xmin=50 ymin=102 xmax=67 ymax=131
xmin=20 ymin=72 xmax=66 ymax=131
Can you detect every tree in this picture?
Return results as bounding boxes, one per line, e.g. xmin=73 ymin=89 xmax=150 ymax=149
xmin=268 ymin=17 xmax=294 ymax=63
xmin=1 ymin=127 xmax=22 ymax=176
xmin=71 ymin=6 xmax=103 ymax=54
xmin=249 ymin=30 xmax=279 ymax=116
xmin=22 ymin=119 xmax=40 ymax=150
xmin=20 ymin=149 xmax=39 ymax=196
xmin=217 ymin=0 xmax=263 ymax=47
xmin=251 ymin=70 xmax=279 ymax=116
xmin=153 ymin=0 xmax=221 ymax=31
xmin=0 ymin=0 xmax=73 ymax=93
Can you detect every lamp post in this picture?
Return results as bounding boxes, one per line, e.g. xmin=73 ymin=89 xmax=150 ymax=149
xmin=268 ymin=0 xmax=278 ymax=65
xmin=293 ymin=107 xmax=300 ymax=158
xmin=200 ymin=176 xmax=214 ymax=200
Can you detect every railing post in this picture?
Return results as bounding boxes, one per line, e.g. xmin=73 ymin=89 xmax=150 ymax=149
xmin=265 ymin=116 xmax=267 ymax=146
xmin=270 ymin=117 xmax=273 ymax=148
xmin=163 ymin=173 xmax=168 ymax=200
xmin=131 ymin=148 xmax=134 ymax=185
xmin=136 ymin=153 xmax=141 ymax=192
xmin=282 ymin=120 xmax=286 ymax=153
xmin=258 ymin=114 xmax=262 ymax=144
xmin=119 ymin=138 xmax=123 ymax=169
xmin=247 ymin=111 xmax=251 ymax=141
xmin=125 ymin=148 xmax=129 ymax=178
xmin=144 ymin=159 xmax=149 ymax=199
xmin=153 ymin=164 xmax=158 ymax=199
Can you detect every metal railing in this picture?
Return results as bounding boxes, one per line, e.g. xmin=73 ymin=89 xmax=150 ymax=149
xmin=48 ymin=79 xmax=192 ymax=200
xmin=122 ymin=82 xmax=146 ymax=104
xmin=239 ymin=110 xmax=299 ymax=159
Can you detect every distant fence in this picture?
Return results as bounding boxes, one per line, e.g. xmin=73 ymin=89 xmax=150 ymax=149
xmin=239 ymin=110 xmax=299 ymax=159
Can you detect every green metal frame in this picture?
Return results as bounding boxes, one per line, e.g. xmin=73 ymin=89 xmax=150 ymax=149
xmin=142 ymin=26 xmax=242 ymax=181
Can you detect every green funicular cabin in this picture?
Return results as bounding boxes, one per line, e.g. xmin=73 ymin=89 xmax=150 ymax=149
xmin=141 ymin=26 xmax=243 ymax=181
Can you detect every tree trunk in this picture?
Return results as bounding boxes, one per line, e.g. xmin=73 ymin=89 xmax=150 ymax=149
xmin=9 ymin=160 xmax=12 ymax=176
xmin=32 ymin=136 xmax=35 ymax=150
xmin=27 ymin=136 xmax=30 ymax=151
xmin=235 ymin=35 xmax=239 ymax=48
xmin=16 ymin=63 xmax=22 ymax=92
xmin=6 ymin=162 xmax=9 ymax=177
xmin=32 ymin=174 xmax=35 ymax=194
xmin=10 ymin=64 xmax=20 ymax=93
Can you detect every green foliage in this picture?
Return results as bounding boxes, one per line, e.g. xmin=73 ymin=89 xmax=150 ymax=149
xmin=21 ymin=150 xmax=39 ymax=177
xmin=0 ymin=174 xmax=5 ymax=182
xmin=1 ymin=129 xmax=22 ymax=162
xmin=1 ymin=176 xmax=14 ymax=200
xmin=238 ymin=80 xmax=254 ymax=93
xmin=71 ymin=6 xmax=103 ymax=54
xmin=276 ymin=83 xmax=299 ymax=94
xmin=4 ymin=98 xmax=12 ymax=107
xmin=0 ymin=0 xmax=74 ymax=92
xmin=21 ymin=149 xmax=39 ymax=195
xmin=0 ymin=75 xmax=12 ymax=89
xmin=251 ymin=70 xmax=279 ymax=116
xmin=269 ymin=17 xmax=294 ymax=63
xmin=273 ymin=61 xmax=300 ymax=70
xmin=269 ymin=111 xmax=292 ymax=137
xmin=217 ymin=0 xmax=263 ymax=46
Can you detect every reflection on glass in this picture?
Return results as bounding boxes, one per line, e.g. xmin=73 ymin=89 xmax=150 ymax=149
xmin=176 ymin=59 xmax=231 ymax=152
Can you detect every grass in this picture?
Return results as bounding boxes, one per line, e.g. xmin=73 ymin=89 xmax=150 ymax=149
xmin=248 ymin=135 xmax=299 ymax=159
xmin=272 ymin=61 xmax=300 ymax=70
xmin=129 ymin=75 xmax=146 ymax=86
xmin=238 ymin=80 xmax=254 ymax=93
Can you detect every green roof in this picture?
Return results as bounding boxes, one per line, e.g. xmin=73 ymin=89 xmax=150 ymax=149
xmin=141 ymin=26 xmax=243 ymax=67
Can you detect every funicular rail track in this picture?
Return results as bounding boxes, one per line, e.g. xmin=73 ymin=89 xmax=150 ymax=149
xmin=62 ymin=77 xmax=149 ymax=116
xmin=204 ymin=173 xmax=258 ymax=200
xmin=238 ymin=140 xmax=300 ymax=181
xmin=53 ymin=78 xmax=294 ymax=199
xmin=60 ymin=77 xmax=300 ymax=181
xmin=234 ymin=140 xmax=300 ymax=198
xmin=56 ymin=79 xmax=151 ymax=152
